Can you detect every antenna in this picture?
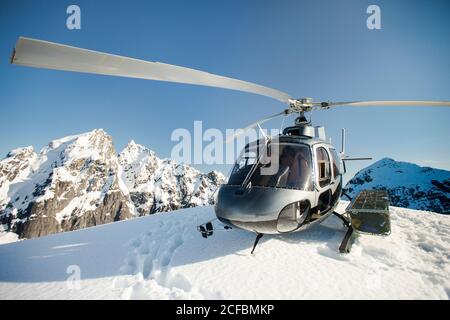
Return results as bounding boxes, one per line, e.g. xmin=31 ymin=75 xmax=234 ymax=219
xmin=341 ymin=128 xmax=346 ymax=155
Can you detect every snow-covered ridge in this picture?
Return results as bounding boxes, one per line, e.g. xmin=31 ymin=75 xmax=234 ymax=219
xmin=118 ymin=138 xmax=225 ymax=214
xmin=344 ymin=158 xmax=450 ymax=214
xmin=0 ymin=129 xmax=225 ymax=241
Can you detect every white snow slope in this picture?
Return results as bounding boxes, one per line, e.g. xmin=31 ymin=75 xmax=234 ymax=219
xmin=344 ymin=158 xmax=450 ymax=214
xmin=0 ymin=201 xmax=449 ymax=300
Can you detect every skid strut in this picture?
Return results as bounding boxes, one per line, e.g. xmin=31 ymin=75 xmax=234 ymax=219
xmin=339 ymin=227 xmax=354 ymax=253
xmin=332 ymin=211 xmax=355 ymax=253
xmin=251 ymin=233 xmax=264 ymax=255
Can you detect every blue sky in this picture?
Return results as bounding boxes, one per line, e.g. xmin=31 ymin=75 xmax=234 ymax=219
xmin=0 ymin=0 xmax=449 ymax=180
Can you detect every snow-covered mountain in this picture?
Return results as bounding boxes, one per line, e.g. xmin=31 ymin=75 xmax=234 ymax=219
xmin=0 ymin=203 xmax=448 ymax=299
xmin=118 ymin=141 xmax=224 ymax=215
xmin=0 ymin=130 xmax=225 ymax=240
xmin=344 ymin=158 xmax=450 ymax=214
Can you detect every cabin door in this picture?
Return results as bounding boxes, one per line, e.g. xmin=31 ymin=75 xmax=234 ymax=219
xmin=315 ymin=146 xmax=333 ymax=213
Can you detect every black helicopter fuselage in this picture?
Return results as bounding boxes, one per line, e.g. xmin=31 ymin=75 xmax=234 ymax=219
xmin=215 ymin=125 xmax=343 ymax=234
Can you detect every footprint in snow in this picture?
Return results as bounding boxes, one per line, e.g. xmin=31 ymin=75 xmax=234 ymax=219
xmin=113 ymin=221 xmax=204 ymax=299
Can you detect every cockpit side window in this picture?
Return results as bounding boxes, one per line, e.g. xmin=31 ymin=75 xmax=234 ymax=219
xmin=329 ymin=148 xmax=341 ymax=179
xmin=316 ymin=147 xmax=331 ymax=187
xmin=228 ymin=149 xmax=258 ymax=186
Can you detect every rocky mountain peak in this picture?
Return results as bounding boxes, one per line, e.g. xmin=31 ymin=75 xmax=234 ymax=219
xmin=119 ymin=140 xmax=156 ymax=165
xmin=5 ymin=146 xmax=35 ymax=159
xmin=118 ymin=139 xmax=225 ymax=215
xmin=0 ymin=130 xmax=225 ymax=240
xmin=1 ymin=146 xmax=38 ymax=206
xmin=0 ymin=129 xmax=134 ymax=239
xmin=42 ymin=128 xmax=115 ymax=161
xmin=344 ymin=158 xmax=450 ymax=214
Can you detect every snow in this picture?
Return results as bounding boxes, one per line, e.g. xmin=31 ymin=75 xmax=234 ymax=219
xmin=348 ymin=158 xmax=450 ymax=191
xmin=0 ymin=129 xmax=111 ymax=216
xmin=6 ymin=146 xmax=34 ymax=158
xmin=0 ymin=201 xmax=449 ymax=300
xmin=0 ymin=146 xmax=38 ymax=208
xmin=54 ymin=191 xmax=101 ymax=223
xmin=117 ymin=140 xmax=224 ymax=214
xmin=0 ymin=231 xmax=19 ymax=245
xmin=1 ymin=130 xmax=225 ymax=241
xmin=0 ymin=129 xmax=136 ymax=233
xmin=344 ymin=158 xmax=450 ymax=213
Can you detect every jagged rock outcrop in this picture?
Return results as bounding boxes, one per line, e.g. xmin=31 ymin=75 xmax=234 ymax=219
xmin=0 ymin=130 xmax=134 ymax=239
xmin=343 ymin=158 xmax=450 ymax=214
xmin=118 ymin=140 xmax=225 ymax=215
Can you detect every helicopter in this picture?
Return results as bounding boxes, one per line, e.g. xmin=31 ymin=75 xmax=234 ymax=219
xmin=10 ymin=37 xmax=450 ymax=253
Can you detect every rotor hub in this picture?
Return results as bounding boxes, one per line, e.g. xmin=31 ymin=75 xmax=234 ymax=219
xmin=288 ymin=97 xmax=332 ymax=113
xmin=289 ymin=97 xmax=314 ymax=112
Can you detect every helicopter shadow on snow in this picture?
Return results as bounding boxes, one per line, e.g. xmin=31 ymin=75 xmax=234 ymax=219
xmin=275 ymin=218 xmax=352 ymax=261
xmin=168 ymin=214 xmax=352 ymax=269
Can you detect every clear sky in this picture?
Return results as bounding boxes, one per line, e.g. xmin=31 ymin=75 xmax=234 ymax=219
xmin=0 ymin=0 xmax=449 ymax=181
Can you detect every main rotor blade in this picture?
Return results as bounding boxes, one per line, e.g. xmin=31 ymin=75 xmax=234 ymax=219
xmin=11 ymin=37 xmax=293 ymax=104
xmin=225 ymin=110 xmax=289 ymax=144
xmin=325 ymin=100 xmax=450 ymax=108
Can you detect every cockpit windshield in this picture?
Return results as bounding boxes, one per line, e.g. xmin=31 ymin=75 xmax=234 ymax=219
xmin=228 ymin=142 xmax=313 ymax=191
